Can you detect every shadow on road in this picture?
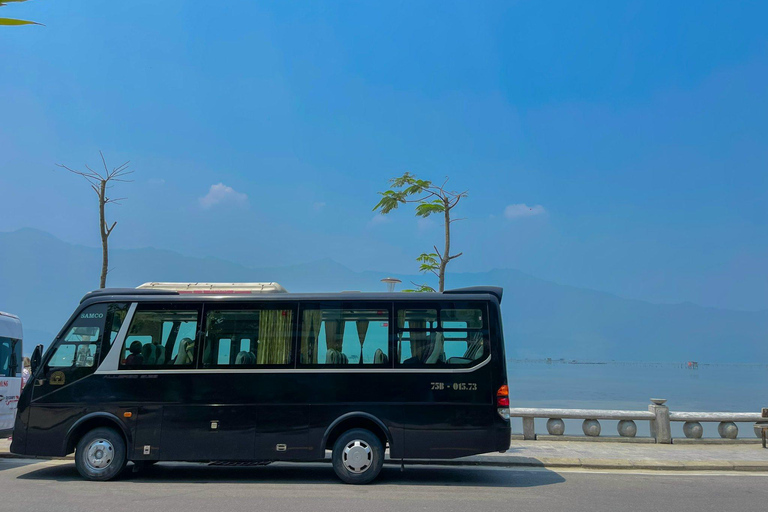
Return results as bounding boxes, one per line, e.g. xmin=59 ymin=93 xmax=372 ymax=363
xmin=17 ymin=461 xmax=566 ymax=488
xmin=0 ymin=458 xmax=43 ymax=472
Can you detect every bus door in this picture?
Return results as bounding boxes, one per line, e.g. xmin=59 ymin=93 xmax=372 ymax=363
xmin=0 ymin=335 xmax=22 ymax=437
xmin=394 ymin=302 xmax=497 ymax=458
xmin=198 ymin=303 xmax=307 ymax=461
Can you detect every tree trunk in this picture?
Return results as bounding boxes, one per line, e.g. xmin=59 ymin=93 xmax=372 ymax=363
xmin=439 ymin=198 xmax=450 ymax=292
xmin=99 ymin=181 xmax=108 ymax=289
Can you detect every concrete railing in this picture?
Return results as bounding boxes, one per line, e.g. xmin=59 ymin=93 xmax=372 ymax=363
xmin=510 ymin=399 xmax=766 ymax=443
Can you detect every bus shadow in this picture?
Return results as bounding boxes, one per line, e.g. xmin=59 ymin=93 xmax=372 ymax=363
xmin=17 ymin=461 xmax=565 ymax=488
xmin=0 ymin=458 xmax=44 ymax=472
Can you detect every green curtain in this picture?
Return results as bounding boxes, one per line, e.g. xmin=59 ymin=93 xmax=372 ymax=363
xmin=301 ymin=310 xmax=322 ymax=364
xmin=256 ymin=310 xmax=293 ymax=365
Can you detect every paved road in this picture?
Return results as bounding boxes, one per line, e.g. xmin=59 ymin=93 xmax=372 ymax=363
xmin=2 ymin=458 xmax=767 ymax=512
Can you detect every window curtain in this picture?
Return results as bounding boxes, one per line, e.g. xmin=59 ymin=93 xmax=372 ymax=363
xmin=356 ymin=320 xmax=369 ymax=364
xmin=397 ymin=310 xmax=432 ymax=362
xmin=301 ymin=310 xmax=322 ymax=364
xmin=256 ymin=310 xmax=293 ymax=365
xmin=324 ymin=319 xmax=344 ymax=352
xmin=408 ymin=320 xmax=429 ymax=361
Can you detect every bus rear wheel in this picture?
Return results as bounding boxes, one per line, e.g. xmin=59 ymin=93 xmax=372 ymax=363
xmin=331 ymin=428 xmax=384 ymax=484
xmin=75 ymin=427 xmax=127 ymax=481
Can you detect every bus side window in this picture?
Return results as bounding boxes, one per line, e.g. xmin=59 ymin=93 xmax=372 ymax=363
xmin=120 ymin=309 xmax=199 ymax=368
xmin=396 ymin=306 xmax=488 ymax=366
xmin=202 ymin=309 xmax=293 ymax=367
xmin=300 ymin=307 xmax=390 ymax=365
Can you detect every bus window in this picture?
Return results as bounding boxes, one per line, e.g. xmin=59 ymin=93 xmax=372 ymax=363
xmin=47 ymin=326 xmax=99 ymax=368
xmin=46 ymin=304 xmax=109 ymax=369
xmin=300 ymin=307 xmax=390 ymax=365
xmin=0 ymin=337 xmax=21 ymax=377
xmin=107 ymin=303 xmax=130 ymax=345
xmin=202 ymin=309 xmax=293 ymax=367
xmin=397 ymin=305 xmax=488 ymax=366
xmin=120 ymin=309 xmax=199 ymax=368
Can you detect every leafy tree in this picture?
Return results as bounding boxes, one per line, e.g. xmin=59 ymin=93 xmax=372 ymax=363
xmin=373 ymin=173 xmax=467 ymax=292
xmin=58 ymin=152 xmax=133 ymax=288
xmin=0 ymin=0 xmax=42 ymax=26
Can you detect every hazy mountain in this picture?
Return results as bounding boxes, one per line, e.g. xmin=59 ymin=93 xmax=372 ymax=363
xmin=1 ymin=228 xmax=766 ymax=362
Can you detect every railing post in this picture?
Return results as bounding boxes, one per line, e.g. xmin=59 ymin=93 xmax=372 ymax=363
xmin=649 ymin=398 xmax=671 ymax=444
xmin=523 ymin=417 xmax=536 ymax=440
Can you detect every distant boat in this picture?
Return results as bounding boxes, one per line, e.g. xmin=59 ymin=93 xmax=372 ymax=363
xmin=686 ymin=361 xmax=699 ymax=369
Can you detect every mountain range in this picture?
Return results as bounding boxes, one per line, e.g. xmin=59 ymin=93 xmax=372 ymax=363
xmin=1 ymin=228 xmax=765 ymax=362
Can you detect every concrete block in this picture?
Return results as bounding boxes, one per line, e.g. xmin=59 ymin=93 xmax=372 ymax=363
xmin=732 ymin=461 xmax=768 ymax=472
xmin=681 ymin=461 xmax=736 ymax=471
xmin=672 ymin=438 xmax=762 ymax=445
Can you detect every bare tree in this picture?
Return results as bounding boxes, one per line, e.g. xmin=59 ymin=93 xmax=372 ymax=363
xmin=373 ymin=173 xmax=467 ymax=292
xmin=58 ymin=152 xmax=133 ymax=288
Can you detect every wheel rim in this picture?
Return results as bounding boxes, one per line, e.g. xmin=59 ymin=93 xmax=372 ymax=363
xmin=84 ymin=438 xmax=115 ymax=472
xmin=342 ymin=439 xmax=373 ymax=474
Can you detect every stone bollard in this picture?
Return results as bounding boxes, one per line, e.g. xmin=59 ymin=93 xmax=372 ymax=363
xmin=649 ymin=398 xmax=671 ymax=444
xmin=523 ymin=417 xmax=536 ymax=440
xmin=683 ymin=421 xmax=703 ymax=439
xmin=547 ymin=418 xmax=565 ymax=436
xmin=617 ymin=419 xmax=637 ymax=437
xmin=582 ymin=419 xmax=601 ymax=437
xmin=718 ymin=421 xmax=738 ymax=439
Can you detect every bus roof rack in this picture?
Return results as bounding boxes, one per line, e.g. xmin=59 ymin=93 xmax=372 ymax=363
xmin=444 ymin=286 xmax=503 ymax=303
xmin=137 ymin=282 xmax=289 ymax=294
xmin=80 ymin=288 xmax=179 ymax=303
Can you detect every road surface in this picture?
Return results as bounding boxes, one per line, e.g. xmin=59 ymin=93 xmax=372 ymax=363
xmin=1 ymin=458 xmax=767 ymax=512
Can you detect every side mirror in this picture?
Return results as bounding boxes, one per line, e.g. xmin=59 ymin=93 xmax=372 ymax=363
xmin=31 ymin=344 xmax=44 ymax=374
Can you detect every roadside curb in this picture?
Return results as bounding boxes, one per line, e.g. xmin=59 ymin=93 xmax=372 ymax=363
xmin=3 ymin=451 xmax=766 ymax=472
xmin=382 ymin=455 xmax=768 ymax=472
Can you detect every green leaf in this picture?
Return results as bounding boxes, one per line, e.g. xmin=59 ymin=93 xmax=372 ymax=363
xmin=0 ymin=17 xmax=40 ymax=25
xmin=415 ymin=198 xmax=445 ymax=217
xmin=372 ymin=192 xmax=404 ymax=214
xmin=403 ymin=284 xmax=437 ymax=293
xmin=416 ymin=252 xmax=439 ymax=274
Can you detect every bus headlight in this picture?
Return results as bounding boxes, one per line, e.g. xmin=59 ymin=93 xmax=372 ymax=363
xmin=497 ymin=407 xmax=510 ymax=420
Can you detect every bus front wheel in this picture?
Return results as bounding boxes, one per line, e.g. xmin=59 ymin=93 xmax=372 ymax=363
xmin=331 ymin=428 xmax=384 ymax=484
xmin=74 ymin=427 xmax=127 ymax=481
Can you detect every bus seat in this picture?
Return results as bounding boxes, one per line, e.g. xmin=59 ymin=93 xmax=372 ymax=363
xmin=463 ymin=333 xmax=484 ymax=361
xmin=373 ymin=348 xmax=388 ymax=365
xmin=326 ymin=349 xmax=348 ymax=365
xmin=174 ymin=338 xmax=195 ymax=365
xmin=141 ymin=344 xmax=156 ymax=365
xmin=235 ymin=351 xmax=256 ymax=365
xmin=153 ymin=343 xmax=166 ymax=365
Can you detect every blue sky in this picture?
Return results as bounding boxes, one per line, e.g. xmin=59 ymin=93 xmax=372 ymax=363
xmin=1 ymin=1 xmax=766 ymax=310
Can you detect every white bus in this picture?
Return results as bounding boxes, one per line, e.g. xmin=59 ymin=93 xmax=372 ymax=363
xmin=0 ymin=311 xmax=23 ymax=438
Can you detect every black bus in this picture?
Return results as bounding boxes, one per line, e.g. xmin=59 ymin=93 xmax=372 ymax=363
xmin=12 ymin=284 xmax=510 ymax=484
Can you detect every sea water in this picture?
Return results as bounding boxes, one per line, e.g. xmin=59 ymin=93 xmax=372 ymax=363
xmin=507 ymin=360 xmax=768 ymax=439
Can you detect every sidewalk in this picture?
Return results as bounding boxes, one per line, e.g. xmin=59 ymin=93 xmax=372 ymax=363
xmin=443 ymin=440 xmax=768 ymax=472
xmin=3 ymin=438 xmax=768 ymax=471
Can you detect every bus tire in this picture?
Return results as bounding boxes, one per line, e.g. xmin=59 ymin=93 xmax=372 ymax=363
xmin=74 ymin=427 xmax=127 ymax=481
xmin=331 ymin=428 xmax=384 ymax=484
